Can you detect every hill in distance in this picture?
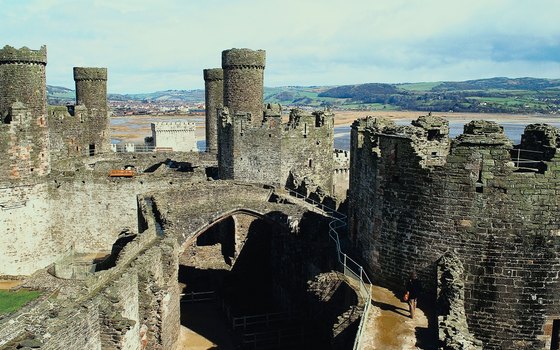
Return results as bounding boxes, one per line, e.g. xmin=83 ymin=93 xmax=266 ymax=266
xmin=47 ymin=77 xmax=560 ymax=115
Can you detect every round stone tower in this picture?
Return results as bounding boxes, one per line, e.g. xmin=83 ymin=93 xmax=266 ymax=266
xmin=0 ymin=45 xmax=50 ymax=179
xmin=0 ymin=45 xmax=47 ymax=119
xmin=73 ymin=67 xmax=108 ymax=112
xmin=222 ymin=48 xmax=265 ymax=125
xmin=203 ymin=68 xmax=223 ymax=153
xmin=74 ymin=67 xmax=109 ymax=153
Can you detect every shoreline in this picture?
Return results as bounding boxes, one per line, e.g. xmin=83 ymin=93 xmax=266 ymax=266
xmin=331 ymin=110 xmax=559 ymax=127
xmin=110 ymin=111 xmax=560 ymax=143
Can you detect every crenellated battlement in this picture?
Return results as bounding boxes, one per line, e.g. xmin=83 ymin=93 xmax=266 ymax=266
xmin=203 ymin=68 xmax=223 ymax=81
xmin=222 ymin=48 xmax=265 ymax=69
xmin=73 ymin=67 xmax=107 ymax=81
xmin=0 ymin=45 xmax=47 ymax=65
xmin=151 ymin=121 xmax=196 ymax=132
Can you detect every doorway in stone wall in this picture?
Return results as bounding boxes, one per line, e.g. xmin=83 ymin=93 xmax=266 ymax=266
xmin=551 ymin=319 xmax=560 ymax=350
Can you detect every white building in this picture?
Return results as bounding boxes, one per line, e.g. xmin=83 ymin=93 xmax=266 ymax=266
xmin=151 ymin=121 xmax=197 ymax=152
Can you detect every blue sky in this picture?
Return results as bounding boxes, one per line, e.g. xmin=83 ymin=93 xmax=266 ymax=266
xmin=3 ymin=0 xmax=559 ymax=92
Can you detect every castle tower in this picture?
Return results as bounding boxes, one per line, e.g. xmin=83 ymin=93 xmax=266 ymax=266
xmin=73 ymin=67 xmax=109 ymax=154
xmin=0 ymin=45 xmax=47 ymax=121
xmin=222 ymin=48 xmax=265 ymax=125
xmin=74 ymin=67 xmax=108 ymax=111
xmin=203 ymin=68 xmax=223 ymax=153
xmin=0 ymin=45 xmax=50 ymax=179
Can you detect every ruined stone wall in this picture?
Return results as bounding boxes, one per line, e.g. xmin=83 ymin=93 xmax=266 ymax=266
xmin=1 ymin=151 xmax=207 ymax=276
xmin=0 ymin=46 xmax=50 ymax=180
xmin=0 ymin=183 xmax=60 ymax=276
xmin=229 ymin=110 xmax=283 ymax=185
xmin=333 ymin=149 xmax=350 ymax=200
xmin=0 ymin=198 xmax=180 ymax=350
xmin=349 ymin=117 xmax=560 ymax=349
xmin=47 ymin=105 xmax=92 ymax=163
xmin=203 ymin=68 xmax=223 ymax=153
xmin=222 ymin=48 xmax=265 ymax=125
xmin=218 ymin=106 xmax=335 ymax=190
xmin=281 ymin=110 xmax=334 ymax=192
xmin=217 ymin=107 xmax=235 ymax=179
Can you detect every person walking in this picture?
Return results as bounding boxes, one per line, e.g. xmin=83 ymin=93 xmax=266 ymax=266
xmin=405 ymin=271 xmax=421 ymax=319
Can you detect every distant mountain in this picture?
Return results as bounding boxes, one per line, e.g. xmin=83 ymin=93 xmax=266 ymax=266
xmin=47 ymin=85 xmax=75 ymax=105
xmin=318 ymin=83 xmax=399 ymax=99
xmin=108 ymin=89 xmax=204 ymax=103
xmin=46 ymin=86 xmax=205 ymax=105
xmin=46 ymin=77 xmax=560 ymax=114
xmin=316 ymin=77 xmax=560 ymax=114
xmin=431 ymin=77 xmax=560 ymax=91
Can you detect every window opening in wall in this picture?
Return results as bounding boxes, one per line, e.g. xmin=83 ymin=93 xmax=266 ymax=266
xmin=431 ymin=151 xmax=438 ymax=158
xmin=551 ymin=319 xmax=560 ymax=350
xmin=427 ymin=130 xmax=441 ymax=141
xmin=308 ymin=159 xmax=313 ymax=167
xmin=89 ymin=144 xmax=95 ymax=156
xmin=475 ymin=168 xmax=484 ymax=193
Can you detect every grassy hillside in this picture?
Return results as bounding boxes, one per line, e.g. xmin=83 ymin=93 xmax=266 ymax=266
xmin=46 ymin=77 xmax=560 ymax=114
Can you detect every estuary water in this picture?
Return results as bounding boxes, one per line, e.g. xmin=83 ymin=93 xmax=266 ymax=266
xmin=334 ymin=121 xmax=560 ymax=151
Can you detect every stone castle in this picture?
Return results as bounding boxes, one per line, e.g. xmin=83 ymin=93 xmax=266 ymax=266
xmin=0 ymin=44 xmax=559 ymax=350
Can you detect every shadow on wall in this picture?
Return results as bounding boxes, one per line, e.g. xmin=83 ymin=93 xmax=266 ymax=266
xmin=95 ymin=231 xmax=137 ymax=271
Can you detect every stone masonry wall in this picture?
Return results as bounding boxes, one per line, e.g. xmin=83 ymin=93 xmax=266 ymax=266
xmin=231 ymin=110 xmax=283 ymax=185
xmin=0 ymin=45 xmax=47 ymax=119
xmin=222 ymin=48 xmax=265 ymax=125
xmin=0 ymin=183 xmax=58 ymax=275
xmin=349 ymin=116 xmax=560 ymax=349
xmin=203 ymin=68 xmax=223 ymax=153
xmin=73 ymin=67 xmax=110 ymax=154
xmin=1 ymin=153 xmax=205 ymax=276
xmin=0 ymin=45 xmax=50 ymax=181
xmin=0 ymin=197 xmax=180 ymax=350
xmin=437 ymin=253 xmax=482 ymax=350
xmin=281 ymin=109 xmax=334 ymax=192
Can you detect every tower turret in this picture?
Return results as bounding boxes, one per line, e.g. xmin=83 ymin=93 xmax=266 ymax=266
xmin=0 ymin=45 xmax=47 ymax=120
xmin=73 ymin=67 xmax=109 ymax=154
xmin=203 ymin=68 xmax=223 ymax=153
xmin=73 ymin=67 xmax=107 ymax=111
xmin=0 ymin=45 xmax=50 ymax=180
xmin=221 ymin=48 xmax=265 ymax=125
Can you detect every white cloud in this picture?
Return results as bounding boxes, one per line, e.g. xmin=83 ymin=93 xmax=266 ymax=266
xmin=1 ymin=0 xmax=559 ymax=92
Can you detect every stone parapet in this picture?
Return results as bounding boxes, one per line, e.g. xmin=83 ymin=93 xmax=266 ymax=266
xmin=151 ymin=121 xmax=196 ymax=132
xmin=203 ymin=68 xmax=223 ymax=81
xmin=73 ymin=67 xmax=107 ymax=81
xmin=222 ymin=48 xmax=265 ymax=69
xmin=0 ymin=45 xmax=47 ymax=65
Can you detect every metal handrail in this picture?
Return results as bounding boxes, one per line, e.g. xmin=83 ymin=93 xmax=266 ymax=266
xmin=284 ymin=188 xmax=372 ymax=350
xmin=232 ymin=311 xmax=299 ymax=330
xmin=510 ymin=148 xmax=545 ymax=168
xmin=180 ymin=290 xmax=216 ymax=303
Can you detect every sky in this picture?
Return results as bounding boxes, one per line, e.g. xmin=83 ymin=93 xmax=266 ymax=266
xmin=2 ymin=0 xmax=559 ymax=93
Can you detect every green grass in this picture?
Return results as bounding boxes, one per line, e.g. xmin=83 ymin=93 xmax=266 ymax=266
xmin=0 ymin=290 xmax=42 ymax=314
